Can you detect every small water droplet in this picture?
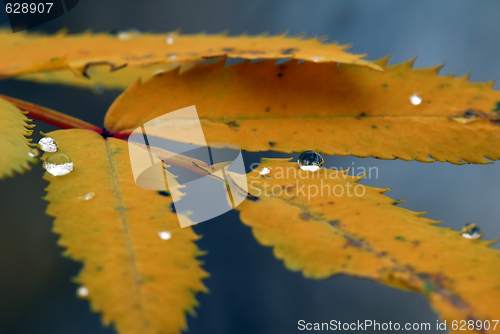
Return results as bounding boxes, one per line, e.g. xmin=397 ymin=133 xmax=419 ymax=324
xmin=28 ymin=149 xmax=39 ymax=158
xmin=259 ymin=167 xmax=270 ymax=175
xmin=311 ymin=56 xmax=325 ymax=62
xmin=166 ymin=36 xmax=175 ymax=45
xmin=298 ymin=151 xmax=325 ymax=171
xmin=409 ymin=94 xmax=422 ymax=106
xmin=168 ymin=54 xmax=178 ymax=60
xmin=78 ymin=192 xmax=95 ymax=201
xmin=158 ymin=231 xmax=172 ymax=240
xmin=43 ymin=153 xmax=73 ymax=176
xmin=461 ymin=222 xmax=482 ymax=239
xmin=450 ymin=109 xmax=486 ymax=124
xmin=92 ymin=83 xmax=105 ymax=95
xmin=38 ymin=137 xmax=58 ymax=153
xmin=76 ymin=286 xmax=89 ymax=297
xmin=116 ymin=28 xmax=142 ymax=40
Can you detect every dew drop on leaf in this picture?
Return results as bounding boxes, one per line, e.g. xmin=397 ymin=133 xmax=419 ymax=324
xmin=158 ymin=231 xmax=172 ymax=240
xmin=166 ymin=36 xmax=175 ymax=45
xmin=461 ymin=222 xmax=482 ymax=239
xmin=38 ymin=137 xmax=58 ymax=153
xmin=116 ymin=28 xmax=142 ymax=40
xmin=28 ymin=149 xmax=39 ymax=158
xmin=43 ymin=153 xmax=73 ymax=176
xmin=76 ymin=286 xmax=89 ymax=297
xmin=298 ymin=151 xmax=325 ymax=172
xmin=410 ymin=94 xmax=422 ymax=105
xmin=78 ymin=192 xmax=95 ymax=201
xmin=259 ymin=167 xmax=270 ymax=175
xmin=168 ymin=54 xmax=178 ymax=60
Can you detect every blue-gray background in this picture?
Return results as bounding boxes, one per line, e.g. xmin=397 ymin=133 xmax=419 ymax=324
xmin=1 ymin=1 xmax=500 ymax=333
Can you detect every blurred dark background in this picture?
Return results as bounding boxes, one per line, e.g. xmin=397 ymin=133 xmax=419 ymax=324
xmin=1 ymin=0 xmax=500 ymax=333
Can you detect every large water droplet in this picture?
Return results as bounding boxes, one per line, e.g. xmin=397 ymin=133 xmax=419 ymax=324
xmin=259 ymin=167 xmax=270 ymax=175
xmin=116 ymin=28 xmax=142 ymax=40
xmin=78 ymin=192 xmax=95 ymax=201
xmin=38 ymin=137 xmax=58 ymax=153
xmin=461 ymin=222 xmax=482 ymax=239
xmin=166 ymin=36 xmax=175 ymax=45
xmin=43 ymin=153 xmax=73 ymax=176
xmin=298 ymin=151 xmax=325 ymax=171
xmin=158 ymin=231 xmax=172 ymax=240
xmin=76 ymin=286 xmax=89 ymax=297
xmin=409 ymin=94 xmax=422 ymax=105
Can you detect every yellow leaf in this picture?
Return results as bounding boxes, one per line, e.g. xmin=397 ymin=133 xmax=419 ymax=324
xmin=0 ymin=30 xmax=380 ymax=79
xmin=0 ymin=97 xmax=35 ymax=179
xmin=15 ymin=62 xmax=199 ymax=91
xmin=105 ymin=58 xmax=500 ymax=164
xmin=237 ymin=158 xmax=500 ymax=332
xmin=43 ymin=129 xmax=208 ymax=334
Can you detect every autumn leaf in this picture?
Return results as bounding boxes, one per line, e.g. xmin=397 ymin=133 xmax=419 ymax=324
xmin=15 ymin=62 xmax=199 ymax=91
xmin=43 ymin=129 xmax=208 ymax=334
xmin=234 ymin=158 xmax=500 ymax=332
xmin=0 ymin=30 xmax=380 ymax=80
xmin=0 ymin=96 xmax=35 ymax=179
xmin=105 ymin=58 xmax=500 ymax=164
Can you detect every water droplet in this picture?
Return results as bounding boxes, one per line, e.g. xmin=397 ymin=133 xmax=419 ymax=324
xmin=409 ymin=94 xmax=422 ymax=105
xmin=311 ymin=56 xmax=325 ymax=62
xmin=168 ymin=54 xmax=178 ymax=60
xmin=43 ymin=153 xmax=73 ymax=176
xmin=298 ymin=151 xmax=325 ymax=171
xmin=38 ymin=137 xmax=58 ymax=153
xmin=259 ymin=167 xmax=270 ymax=175
xmin=78 ymin=192 xmax=95 ymax=201
xmin=116 ymin=28 xmax=142 ymax=40
xmin=76 ymin=286 xmax=89 ymax=297
xmin=461 ymin=222 xmax=482 ymax=239
xmin=92 ymin=83 xmax=105 ymax=95
xmin=166 ymin=36 xmax=175 ymax=45
xmin=158 ymin=231 xmax=172 ymax=240
xmin=28 ymin=149 xmax=39 ymax=158
xmin=450 ymin=110 xmax=486 ymax=124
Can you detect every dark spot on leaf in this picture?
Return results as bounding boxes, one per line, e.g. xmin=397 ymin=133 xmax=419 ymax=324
xmin=371 ymin=125 xmax=377 ymax=129
xmin=96 ymin=265 xmax=103 ymax=272
xmin=50 ymin=57 xmax=59 ymax=62
xmin=277 ymin=73 xmax=283 ymax=78
xmin=328 ymin=219 xmax=340 ymax=227
xmin=395 ymin=235 xmax=406 ymax=241
xmin=269 ymin=142 xmax=277 ymax=147
xmin=227 ymin=120 xmax=240 ymax=128
xmin=265 ymin=107 xmax=270 ymax=112
xmin=382 ymin=83 xmax=388 ymax=88
xmin=356 ymin=112 xmax=368 ymax=119
xmin=328 ymin=201 xmax=334 ymax=205
xmin=222 ymin=48 xmax=235 ymax=52
xmin=299 ymin=212 xmax=314 ymax=221
xmin=158 ymin=191 xmax=171 ymax=197
xmin=281 ymin=48 xmax=298 ymax=55
xmin=343 ymin=236 xmax=363 ymax=248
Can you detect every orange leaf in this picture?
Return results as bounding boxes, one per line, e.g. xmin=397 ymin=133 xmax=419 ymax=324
xmin=105 ymin=58 xmax=500 ymax=164
xmin=235 ymin=158 xmax=500 ymax=333
xmin=0 ymin=30 xmax=380 ymax=79
xmin=43 ymin=129 xmax=208 ymax=334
